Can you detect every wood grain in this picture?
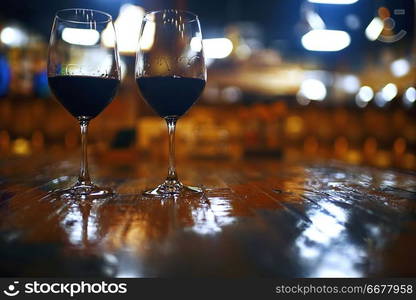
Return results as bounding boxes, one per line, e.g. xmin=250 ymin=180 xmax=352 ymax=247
xmin=0 ymin=154 xmax=415 ymax=277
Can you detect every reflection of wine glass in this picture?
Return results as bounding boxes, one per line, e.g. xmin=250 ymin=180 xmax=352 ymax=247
xmin=135 ymin=9 xmax=206 ymax=196
xmin=47 ymin=9 xmax=121 ymax=199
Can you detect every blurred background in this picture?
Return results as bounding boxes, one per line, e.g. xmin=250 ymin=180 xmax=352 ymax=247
xmin=0 ymin=0 xmax=414 ymax=169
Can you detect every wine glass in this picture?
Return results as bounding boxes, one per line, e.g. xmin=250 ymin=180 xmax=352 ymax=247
xmin=47 ymin=9 xmax=121 ymax=199
xmin=135 ymin=9 xmax=206 ymax=196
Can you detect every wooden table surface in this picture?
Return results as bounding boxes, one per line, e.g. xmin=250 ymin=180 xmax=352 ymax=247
xmin=0 ymin=153 xmax=416 ymax=277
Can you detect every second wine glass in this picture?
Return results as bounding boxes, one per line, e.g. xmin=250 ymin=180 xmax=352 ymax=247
xmin=135 ymin=9 xmax=207 ymax=196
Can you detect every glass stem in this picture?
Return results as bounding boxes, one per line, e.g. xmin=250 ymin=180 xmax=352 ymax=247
xmin=78 ymin=119 xmax=91 ymax=185
xmin=165 ymin=117 xmax=178 ymax=182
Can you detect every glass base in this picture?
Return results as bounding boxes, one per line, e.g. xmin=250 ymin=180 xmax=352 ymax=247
xmin=55 ymin=183 xmax=114 ymax=200
xmin=144 ymin=179 xmax=202 ymax=197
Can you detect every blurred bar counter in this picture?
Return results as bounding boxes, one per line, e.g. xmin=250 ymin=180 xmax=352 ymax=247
xmin=1 ymin=95 xmax=416 ymax=170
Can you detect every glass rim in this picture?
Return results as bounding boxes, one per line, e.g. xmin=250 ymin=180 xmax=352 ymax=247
xmin=55 ymin=8 xmax=112 ymax=24
xmin=144 ymin=9 xmax=199 ymax=23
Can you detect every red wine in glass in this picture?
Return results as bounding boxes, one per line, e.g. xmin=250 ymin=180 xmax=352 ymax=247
xmin=48 ymin=76 xmax=119 ymax=119
xmin=136 ymin=76 xmax=205 ymax=118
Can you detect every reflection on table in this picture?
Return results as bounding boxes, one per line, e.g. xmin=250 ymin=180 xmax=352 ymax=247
xmin=0 ymin=156 xmax=415 ymax=277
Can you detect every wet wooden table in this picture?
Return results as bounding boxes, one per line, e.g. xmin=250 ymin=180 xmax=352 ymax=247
xmin=0 ymin=153 xmax=416 ymax=277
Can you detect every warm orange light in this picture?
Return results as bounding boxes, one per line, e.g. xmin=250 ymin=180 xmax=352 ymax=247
xmin=363 ymin=137 xmax=378 ymax=156
xmin=378 ymin=7 xmax=391 ymax=19
xmin=285 ymin=116 xmax=304 ymax=136
xmin=12 ymin=138 xmax=31 ymax=156
xmin=393 ymin=138 xmax=406 ymax=156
